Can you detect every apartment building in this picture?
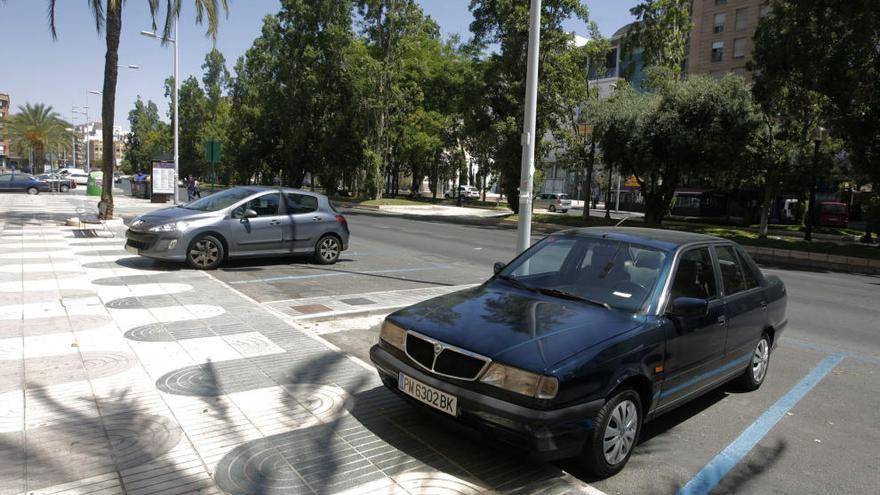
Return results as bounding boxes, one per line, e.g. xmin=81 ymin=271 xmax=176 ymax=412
xmin=0 ymin=93 xmax=9 ymax=168
xmin=688 ymin=0 xmax=772 ymax=82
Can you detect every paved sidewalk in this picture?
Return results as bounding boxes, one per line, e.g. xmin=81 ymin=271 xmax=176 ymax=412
xmin=0 ymin=192 xmax=600 ymax=495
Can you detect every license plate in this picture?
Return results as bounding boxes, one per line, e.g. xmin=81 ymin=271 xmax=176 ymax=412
xmin=398 ymin=373 xmax=457 ymax=416
xmin=124 ymin=244 xmax=139 ymax=255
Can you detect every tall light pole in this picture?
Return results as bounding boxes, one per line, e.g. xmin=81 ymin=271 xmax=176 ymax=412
xmin=141 ymin=21 xmax=179 ymax=204
xmin=516 ymin=0 xmax=542 ymax=254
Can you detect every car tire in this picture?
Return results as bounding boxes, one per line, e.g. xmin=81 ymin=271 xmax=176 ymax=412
xmin=578 ymin=387 xmax=642 ymax=478
xmin=186 ymin=235 xmax=225 ymax=270
xmin=314 ymin=235 xmax=341 ymax=265
xmin=548 ymin=205 xmax=556 ymax=212
xmin=26 ymin=187 xmax=39 ymax=195
xmin=736 ymin=334 xmax=771 ymax=391
xmin=60 ymin=184 xmax=70 ymax=193
xmin=561 ymin=209 xmax=568 ymax=213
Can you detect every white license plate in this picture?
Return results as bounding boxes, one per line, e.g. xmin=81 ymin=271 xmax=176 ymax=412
xmin=124 ymin=244 xmax=139 ymax=255
xmin=398 ymin=373 xmax=457 ymax=416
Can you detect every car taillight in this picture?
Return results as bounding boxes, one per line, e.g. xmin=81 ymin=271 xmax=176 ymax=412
xmin=335 ymin=215 xmax=348 ymax=228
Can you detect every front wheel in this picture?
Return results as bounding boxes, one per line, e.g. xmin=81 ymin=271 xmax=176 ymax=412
xmin=548 ymin=205 xmax=557 ymax=212
xmin=60 ymin=184 xmax=70 ymax=193
xmin=314 ymin=235 xmax=341 ymax=265
xmin=736 ymin=334 xmax=771 ymax=391
xmin=578 ymin=388 xmax=642 ymax=478
xmin=186 ymin=235 xmax=225 ymax=270
xmin=26 ymin=187 xmax=39 ymax=195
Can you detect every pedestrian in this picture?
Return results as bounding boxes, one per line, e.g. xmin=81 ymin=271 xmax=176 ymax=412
xmin=187 ymin=175 xmax=195 ymax=201
xmin=193 ymin=177 xmax=201 ymax=198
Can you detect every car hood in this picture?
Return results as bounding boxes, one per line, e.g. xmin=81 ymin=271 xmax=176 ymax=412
xmin=389 ymin=281 xmax=643 ymax=372
xmin=130 ymin=207 xmax=219 ymax=231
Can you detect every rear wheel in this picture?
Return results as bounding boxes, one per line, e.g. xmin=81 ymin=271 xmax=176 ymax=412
xmin=548 ymin=205 xmax=557 ymax=212
xmin=737 ymin=334 xmax=771 ymax=391
xmin=314 ymin=235 xmax=341 ymax=265
xmin=26 ymin=187 xmax=39 ymax=195
xmin=578 ymin=388 xmax=641 ymax=478
xmin=60 ymin=184 xmax=70 ymax=193
xmin=561 ymin=209 xmax=568 ymax=213
xmin=186 ymin=235 xmax=224 ymax=270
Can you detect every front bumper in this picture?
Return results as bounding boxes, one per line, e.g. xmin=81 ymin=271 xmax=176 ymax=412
xmin=370 ymin=344 xmax=603 ymax=461
xmin=124 ymin=229 xmax=188 ymax=262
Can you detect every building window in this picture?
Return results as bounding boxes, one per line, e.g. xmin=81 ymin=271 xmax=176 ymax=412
xmin=711 ymin=41 xmax=724 ymax=63
xmin=733 ymin=68 xmax=747 ymax=78
xmin=735 ymin=8 xmax=749 ymax=30
xmin=734 ymin=38 xmax=747 ymax=59
xmin=715 ymin=0 xmax=727 ymax=5
xmin=713 ymin=13 xmax=726 ymax=33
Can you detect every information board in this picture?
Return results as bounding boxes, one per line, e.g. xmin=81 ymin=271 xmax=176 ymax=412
xmin=152 ymin=161 xmax=175 ymax=194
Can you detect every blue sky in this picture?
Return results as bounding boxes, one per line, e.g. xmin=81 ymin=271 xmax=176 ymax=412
xmin=0 ymin=1 xmax=638 ymax=130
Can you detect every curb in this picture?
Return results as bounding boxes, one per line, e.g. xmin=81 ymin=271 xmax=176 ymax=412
xmin=741 ymin=245 xmax=880 ymax=275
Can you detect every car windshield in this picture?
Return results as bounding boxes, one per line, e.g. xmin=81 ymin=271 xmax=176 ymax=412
xmin=820 ymin=203 xmax=847 ymax=214
xmin=498 ymin=234 xmax=668 ymax=312
xmin=182 ymin=187 xmax=257 ymax=211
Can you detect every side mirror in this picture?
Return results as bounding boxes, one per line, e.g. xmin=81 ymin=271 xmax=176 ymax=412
xmin=493 ymin=262 xmax=506 ymax=275
xmin=242 ymin=208 xmax=258 ymax=220
xmin=667 ymin=297 xmax=709 ymax=318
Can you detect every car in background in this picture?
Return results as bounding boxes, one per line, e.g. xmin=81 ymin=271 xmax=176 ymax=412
xmin=0 ymin=172 xmax=51 ymax=194
xmin=371 ymin=227 xmax=787 ymax=477
xmin=816 ymin=201 xmax=849 ymax=227
xmin=57 ymin=168 xmax=90 ymax=186
xmin=534 ymin=193 xmax=572 ymax=213
xmin=125 ymin=186 xmax=350 ymax=270
xmin=37 ymin=173 xmax=76 ymax=192
xmin=445 ymin=185 xmax=480 ymax=200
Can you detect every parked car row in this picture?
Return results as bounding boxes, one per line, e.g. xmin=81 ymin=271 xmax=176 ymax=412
xmin=0 ymin=172 xmax=51 ymax=194
xmin=36 ymin=173 xmax=77 ymax=192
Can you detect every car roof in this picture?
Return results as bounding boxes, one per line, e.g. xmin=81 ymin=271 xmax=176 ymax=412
xmin=233 ymin=186 xmax=326 ymax=197
xmin=563 ymin=226 xmax=726 ymax=251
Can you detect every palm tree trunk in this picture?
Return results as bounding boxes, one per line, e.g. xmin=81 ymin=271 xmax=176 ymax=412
xmin=99 ymin=0 xmax=121 ymax=219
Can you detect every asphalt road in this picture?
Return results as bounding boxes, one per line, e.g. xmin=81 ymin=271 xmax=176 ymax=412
xmin=204 ymin=208 xmax=879 ymax=494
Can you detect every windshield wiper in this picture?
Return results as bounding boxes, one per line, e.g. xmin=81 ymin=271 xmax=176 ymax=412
xmin=535 ymin=288 xmax=611 ymax=309
xmin=497 ymin=275 xmax=538 ymax=293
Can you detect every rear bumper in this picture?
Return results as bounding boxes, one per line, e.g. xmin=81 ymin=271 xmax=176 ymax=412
xmin=370 ymin=344 xmax=602 ymax=461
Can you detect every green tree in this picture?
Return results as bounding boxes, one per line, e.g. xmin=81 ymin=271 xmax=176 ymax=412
xmin=167 ymin=76 xmax=209 ymax=179
xmin=751 ymin=0 xmax=879 ymax=241
xmin=123 ymin=97 xmax=170 ymax=173
xmin=45 ymin=0 xmax=228 ymax=218
xmin=469 ymin=0 xmax=591 ymax=212
xmin=6 ymin=103 xmax=71 ymax=174
xmin=624 ymin=0 xmax=692 ymax=82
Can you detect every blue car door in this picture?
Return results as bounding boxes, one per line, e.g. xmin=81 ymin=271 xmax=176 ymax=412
xmin=716 ymin=245 xmax=768 ymax=359
xmin=659 ymin=246 xmax=728 ymax=407
xmin=0 ymin=174 xmax=12 ymax=191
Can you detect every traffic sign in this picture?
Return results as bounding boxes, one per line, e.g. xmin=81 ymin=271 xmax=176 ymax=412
xmin=205 ymin=140 xmax=222 ymax=163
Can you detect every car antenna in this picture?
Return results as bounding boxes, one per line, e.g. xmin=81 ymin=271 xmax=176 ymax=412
xmin=615 ymin=216 xmax=629 ymax=227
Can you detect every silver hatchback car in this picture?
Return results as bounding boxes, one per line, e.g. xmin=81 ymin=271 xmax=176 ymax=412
xmin=125 ymin=186 xmax=350 ymax=269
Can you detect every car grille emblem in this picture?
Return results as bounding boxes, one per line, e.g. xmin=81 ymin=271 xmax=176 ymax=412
xmin=433 ymin=343 xmax=443 ymax=356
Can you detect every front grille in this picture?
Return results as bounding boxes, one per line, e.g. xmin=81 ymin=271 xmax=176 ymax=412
xmin=125 ymin=230 xmax=157 ymax=250
xmin=404 ymin=332 xmax=490 ymax=381
xmin=126 ymin=238 xmax=152 ymax=250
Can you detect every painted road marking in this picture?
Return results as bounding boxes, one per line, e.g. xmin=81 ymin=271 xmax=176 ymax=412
xmin=677 ymin=352 xmax=846 ymax=495
xmin=228 ymin=264 xmax=449 ymax=285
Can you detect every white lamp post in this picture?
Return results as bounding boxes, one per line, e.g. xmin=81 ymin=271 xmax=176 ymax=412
xmin=516 ymin=0 xmax=542 ymax=254
xmin=141 ymin=20 xmax=179 ymax=204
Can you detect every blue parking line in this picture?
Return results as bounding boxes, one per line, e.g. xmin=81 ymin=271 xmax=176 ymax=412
xmin=677 ymin=352 xmax=845 ymax=495
xmin=229 ymin=264 xmax=449 ymax=285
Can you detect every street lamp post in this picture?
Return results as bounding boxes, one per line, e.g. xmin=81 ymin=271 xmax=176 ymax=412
xmin=804 ymin=126 xmax=828 ymax=241
xmin=515 ymin=0 xmax=542 ymax=254
xmin=141 ymin=21 xmax=179 ymax=204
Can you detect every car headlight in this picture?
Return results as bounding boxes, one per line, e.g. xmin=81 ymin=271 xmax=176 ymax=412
xmin=379 ymin=320 xmax=406 ymax=351
xmin=148 ymin=221 xmax=191 ymax=233
xmin=479 ymin=362 xmax=559 ymax=399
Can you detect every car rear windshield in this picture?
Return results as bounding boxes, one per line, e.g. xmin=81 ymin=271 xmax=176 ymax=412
xmin=557 ymin=194 xmax=570 ymax=200
xmin=820 ymin=203 xmax=847 ymax=214
xmin=183 ymin=187 xmax=257 ymax=211
xmin=499 ymin=234 xmax=667 ymax=312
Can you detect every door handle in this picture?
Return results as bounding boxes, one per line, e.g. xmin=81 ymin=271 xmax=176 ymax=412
xmin=716 ymin=315 xmax=726 ymax=326
xmin=761 ymin=302 xmax=768 ymax=311
xmin=269 ymin=220 xmax=282 ymax=226
xmin=312 ymin=216 xmax=321 ymax=222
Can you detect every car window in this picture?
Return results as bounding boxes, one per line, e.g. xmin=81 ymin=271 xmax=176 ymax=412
xmin=502 ymin=235 xmax=667 ymax=312
xmin=238 ymin=193 xmax=281 ymax=217
xmin=736 ymin=248 xmax=762 ymax=289
xmin=286 ymin=193 xmax=318 ymax=214
xmin=670 ymin=247 xmax=718 ymax=301
xmin=0 ymin=174 xmax=12 ymax=182
xmin=715 ymin=245 xmax=747 ymax=295
xmin=186 ymin=187 xmax=258 ymax=212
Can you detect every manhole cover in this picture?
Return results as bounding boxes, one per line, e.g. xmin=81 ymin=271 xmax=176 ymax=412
xmin=340 ymin=297 xmax=376 ymax=306
xmin=291 ymin=304 xmax=332 ymax=314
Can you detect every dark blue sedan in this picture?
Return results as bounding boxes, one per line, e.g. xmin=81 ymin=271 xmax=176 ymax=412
xmin=370 ymin=227 xmax=787 ymax=477
xmin=0 ymin=172 xmax=50 ymax=194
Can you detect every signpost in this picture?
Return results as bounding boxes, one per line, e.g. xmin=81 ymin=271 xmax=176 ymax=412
xmin=152 ymin=161 xmax=175 ymax=195
xmin=205 ymin=140 xmax=221 ymax=192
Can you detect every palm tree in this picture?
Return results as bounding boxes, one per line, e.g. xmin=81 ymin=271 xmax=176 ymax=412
xmin=46 ymin=0 xmax=229 ymax=218
xmin=6 ymin=103 xmax=71 ymax=174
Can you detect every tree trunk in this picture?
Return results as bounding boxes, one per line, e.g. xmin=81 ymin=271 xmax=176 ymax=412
xmin=582 ymin=138 xmax=595 ymax=221
xmin=758 ymin=164 xmax=777 ymax=239
xmin=99 ymin=0 xmax=121 ymax=219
